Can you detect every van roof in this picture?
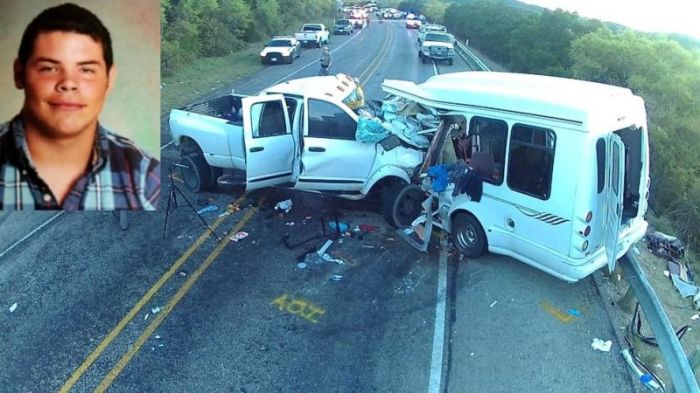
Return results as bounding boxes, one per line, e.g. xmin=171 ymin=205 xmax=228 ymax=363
xmin=382 ymin=72 xmax=639 ymax=126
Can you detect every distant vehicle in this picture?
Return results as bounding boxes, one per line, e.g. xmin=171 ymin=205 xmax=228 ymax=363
xmin=406 ymin=15 xmax=422 ymax=29
xmin=333 ymin=19 xmax=354 ymax=35
xmin=419 ymin=32 xmax=455 ymax=65
xmin=383 ymin=71 xmax=651 ymax=282
xmin=294 ymin=23 xmax=330 ymax=48
xmin=418 ymin=24 xmax=447 ymax=43
xmin=346 ymin=10 xmax=367 ymax=29
xmin=260 ymin=37 xmax=301 ymax=64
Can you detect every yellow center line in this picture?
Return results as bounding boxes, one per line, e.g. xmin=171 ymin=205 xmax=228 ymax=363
xmin=59 ymin=195 xmax=247 ymax=393
xmin=358 ymin=25 xmax=394 ymax=85
xmin=94 ymin=197 xmax=264 ymax=392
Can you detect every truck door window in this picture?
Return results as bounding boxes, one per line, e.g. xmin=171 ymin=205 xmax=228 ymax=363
xmin=307 ymin=99 xmax=356 ymax=140
xmin=468 ymin=116 xmax=507 ymax=184
xmin=507 ymin=124 xmax=556 ymax=199
xmin=251 ymin=100 xmax=288 ymax=138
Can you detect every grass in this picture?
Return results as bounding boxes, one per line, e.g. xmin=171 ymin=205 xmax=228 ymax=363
xmin=160 ymin=44 xmax=265 ymax=115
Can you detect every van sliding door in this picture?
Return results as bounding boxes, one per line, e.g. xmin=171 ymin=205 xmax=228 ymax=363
xmin=605 ymin=134 xmax=625 ymax=272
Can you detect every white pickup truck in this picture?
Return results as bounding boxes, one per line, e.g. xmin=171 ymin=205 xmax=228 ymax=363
xmin=168 ymin=74 xmax=426 ymax=227
xmin=294 ymin=24 xmax=330 ymax=48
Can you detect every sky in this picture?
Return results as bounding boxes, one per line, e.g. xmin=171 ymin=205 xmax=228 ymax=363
xmin=519 ymin=0 xmax=700 ymax=39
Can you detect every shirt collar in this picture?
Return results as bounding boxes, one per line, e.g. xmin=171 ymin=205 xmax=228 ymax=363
xmin=10 ymin=116 xmax=109 ymax=175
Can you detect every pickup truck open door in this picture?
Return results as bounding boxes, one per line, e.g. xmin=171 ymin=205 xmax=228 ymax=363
xmin=242 ymin=94 xmax=295 ymax=191
xmin=605 ymin=134 xmax=625 ymax=272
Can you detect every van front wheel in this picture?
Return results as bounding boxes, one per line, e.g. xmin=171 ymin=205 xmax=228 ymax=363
xmin=452 ymin=213 xmax=487 ymax=258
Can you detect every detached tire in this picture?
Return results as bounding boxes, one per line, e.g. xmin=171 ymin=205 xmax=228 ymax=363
xmin=382 ymin=183 xmax=425 ymax=228
xmin=452 ymin=213 xmax=487 ymax=258
xmin=180 ymin=153 xmax=213 ymax=192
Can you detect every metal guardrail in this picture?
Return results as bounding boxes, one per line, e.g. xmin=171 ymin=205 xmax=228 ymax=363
xmin=620 ymin=252 xmax=700 ymax=393
xmin=451 ymin=41 xmax=697 ymax=391
xmin=453 ymin=40 xmax=490 ymax=72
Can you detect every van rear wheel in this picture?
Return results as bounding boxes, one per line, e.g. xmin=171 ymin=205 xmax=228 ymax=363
xmin=382 ymin=183 xmax=424 ymax=228
xmin=452 ymin=213 xmax=487 ymax=258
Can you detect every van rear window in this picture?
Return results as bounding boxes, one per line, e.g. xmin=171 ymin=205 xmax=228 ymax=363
xmin=596 ymin=138 xmax=606 ymax=193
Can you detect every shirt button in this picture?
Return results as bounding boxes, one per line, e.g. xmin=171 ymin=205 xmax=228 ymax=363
xmin=43 ymin=194 xmax=52 ymax=203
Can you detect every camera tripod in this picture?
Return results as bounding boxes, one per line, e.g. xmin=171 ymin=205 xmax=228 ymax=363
xmin=162 ymin=163 xmax=221 ymax=241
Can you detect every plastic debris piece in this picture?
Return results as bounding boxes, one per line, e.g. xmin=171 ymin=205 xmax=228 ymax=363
xmin=230 ymin=232 xmax=249 ymax=242
xmin=489 ymin=301 xmax=498 ymax=308
xmin=274 ymin=199 xmax=293 ymax=213
xmin=196 ymin=205 xmax=218 ymax=215
xmin=353 ymin=225 xmax=361 ymax=232
xmin=305 ymin=216 xmax=312 ymax=220
xmin=321 ymin=253 xmax=344 ymax=264
xmin=633 ymin=247 xmax=641 ymax=255
xmin=317 ymin=239 xmax=334 ymax=255
xmin=663 ymin=270 xmax=670 ymax=277
xmin=330 ymin=274 xmax=344 ymax=281
xmin=144 ymin=313 xmax=149 ymax=321
xmin=179 ymin=271 xmax=187 ymax=277
xmin=359 ymin=224 xmax=379 ymax=232
xmin=567 ymin=309 xmax=581 ymax=317
xmin=285 ymin=222 xmax=295 ymax=226
xmin=691 ymin=314 xmax=699 ymax=320
xmin=158 ymin=344 xmax=164 ymax=347
xmin=328 ymin=221 xmax=349 ymax=232
xmin=155 ymin=335 xmax=161 ymax=339
xmin=297 ymin=262 xmax=307 ymax=269
xmin=9 ymin=303 xmax=18 ymax=313
xmin=591 ymin=338 xmax=612 ymax=352
xmin=151 ymin=306 xmax=162 ymax=314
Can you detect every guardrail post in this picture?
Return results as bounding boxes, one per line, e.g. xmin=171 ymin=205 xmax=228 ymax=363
xmin=619 ymin=252 xmax=700 ymax=393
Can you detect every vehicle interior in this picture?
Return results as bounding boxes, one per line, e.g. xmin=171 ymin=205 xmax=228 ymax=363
xmin=616 ymin=127 xmax=644 ymax=223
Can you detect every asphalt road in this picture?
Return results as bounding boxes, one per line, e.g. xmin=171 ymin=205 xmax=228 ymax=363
xmin=0 ymin=19 xmax=640 ymax=392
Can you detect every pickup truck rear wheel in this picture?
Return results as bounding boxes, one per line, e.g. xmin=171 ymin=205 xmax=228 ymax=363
xmin=452 ymin=213 xmax=487 ymax=258
xmin=180 ymin=153 xmax=213 ymax=193
xmin=383 ymin=183 xmax=424 ymax=228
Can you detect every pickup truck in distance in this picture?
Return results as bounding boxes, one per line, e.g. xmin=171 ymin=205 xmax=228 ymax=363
xmin=168 ymin=74 xmax=426 ymax=228
xmin=294 ymin=24 xmax=330 ymax=48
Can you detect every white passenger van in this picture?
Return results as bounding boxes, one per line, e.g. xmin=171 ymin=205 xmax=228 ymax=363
xmin=383 ymin=72 xmax=650 ymax=282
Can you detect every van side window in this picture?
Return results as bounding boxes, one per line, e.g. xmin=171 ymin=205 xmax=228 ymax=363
xmin=308 ymin=99 xmax=356 ymax=140
xmin=507 ymin=124 xmax=556 ymax=199
xmin=251 ymin=100 xmax=288 ymax=138
xmin=468 ymin=116 xmax=507 ymax=185
xmin=596 ymin=138 xmax=606 ymax=193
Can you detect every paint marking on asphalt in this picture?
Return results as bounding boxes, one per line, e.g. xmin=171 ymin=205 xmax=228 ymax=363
xmin=271 ymin=293 xmax=327 ymax=324
xmin=432 ymin=61 xmax=438 ymax=76
xmin=94 ymin=197 xmax=264 ymax=392
xmin=0 ymin=211 xmax=65 ymax=260
xmin=58 ymin=195 xmax=246 ymax=393
xmin=428 ymin=236 xmax=449 ymax=393
xmin=540 ymin=301 xmax=575 ymax=324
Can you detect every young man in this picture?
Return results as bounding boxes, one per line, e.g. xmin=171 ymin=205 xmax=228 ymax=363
xmin=0 ymin=3 xmax=160 ymax=211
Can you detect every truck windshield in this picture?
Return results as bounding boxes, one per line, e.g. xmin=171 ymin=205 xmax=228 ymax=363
xmin=304 ymin=25 xmax=321 ymax=31
xmin=268 ymin=40 xmax=292 ymax=47
xmin=425 ymin=34 xmax=452 ymax=43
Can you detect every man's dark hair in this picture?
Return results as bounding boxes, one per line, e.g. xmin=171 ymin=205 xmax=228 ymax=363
xmin=18 ymin=3 xmax=113 ymax=70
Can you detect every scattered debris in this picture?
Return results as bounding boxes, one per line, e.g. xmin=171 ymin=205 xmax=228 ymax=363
xmin=670 ymin=274 xmax=699 ymax=298
xmin=9 ymin=303 xmax=18 ymax=313
xmin=646 ymin=230 xmax=685 ymax=261
xmin=663 ymin=270 xmax=670 ymax=278
xmin=144 ymin=313 xmax=149 ymax=321
xmin=176 ymin=234 xmax=184 ymax=239
xmin=489 ymin=300 xmax=498 ymax=308
xmin=567 ymin=309 xmax=581 ymax=317
xmin=196 ymin=205 xmax=218 ymax=215
xmin=321 ymin=253 xmax=344 ymax=264
xmin=230 ymin=232 xmax=249 ymax=242
xmin=362 ymin=245 xmax=377 ymax=249
xmin=297 ymin=262 xmax=308 ymax=269
xmin=285 ymin=222 xmax=295 ymax=226
xmin=591 ymin=338 xmax=612 ymax=352
xmin=275 ymin=199 xmax=293 ymax=213
xmin=328 ymin=221 xmax=349 ymax=232
xmin=691 ymin=314 xmax=699 ymax=320
xmin=317 ymin=239 xmax=334 ymax=255
xmin=179 ymin=271 xmax=187 ymax=277
xmin=151 ymin=306 xmax=162 ymax=314
xmin=330 ymin=274 xmax=344 ymax=282
xmin=155 ymin=335 xmax=161 ymax=339
xmin=359 ymin=224 xmax=378 ymax=232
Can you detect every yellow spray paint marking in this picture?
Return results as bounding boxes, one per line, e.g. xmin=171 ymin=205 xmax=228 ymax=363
xmin=539 ymin=301 xmax=575 ymax=324
xmin=271 ymin=294 xmax=326 ymax=324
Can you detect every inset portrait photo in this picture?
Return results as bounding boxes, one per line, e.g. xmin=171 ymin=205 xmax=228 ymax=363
xmin=0 ymin=1 xmax=160 ymax=210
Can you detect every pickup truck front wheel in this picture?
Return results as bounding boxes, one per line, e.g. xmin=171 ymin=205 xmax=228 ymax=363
xmin=180 ymin=153 xmax=215 ymax=192
xmin=383 ymin=183 xmax=424 ymax=228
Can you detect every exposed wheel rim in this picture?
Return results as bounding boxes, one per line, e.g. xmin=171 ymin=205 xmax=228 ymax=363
xmin=456 ymin=223 xmax=477 ymax=250
xmin=180 ymin=159 xmax=199 ymax=191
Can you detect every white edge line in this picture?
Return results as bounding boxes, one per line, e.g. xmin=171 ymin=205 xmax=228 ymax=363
xmin=159 ymin=29 xmax=365 ymax=151
xmin=0 ymin=211 xmax=65 ymax=259
xmin=428 ymin=236 xmax=448 ymax=393
xmin=432 ymin=61 xmax=438 ymax=76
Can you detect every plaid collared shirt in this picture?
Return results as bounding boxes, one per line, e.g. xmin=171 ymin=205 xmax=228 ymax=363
xmin=0 ymin=116 xmax=160 ymax=210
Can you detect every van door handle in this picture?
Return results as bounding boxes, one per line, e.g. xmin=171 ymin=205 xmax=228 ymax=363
xmin=308 ymin=147 xmax=326 ymax=152
xmin=250 ymin=146 xmax=264 ymax=152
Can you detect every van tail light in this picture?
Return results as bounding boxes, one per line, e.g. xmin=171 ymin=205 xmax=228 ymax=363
xmin=585 ymin=211 xmax=593 ymax=223
xmin=583 ymin=226 xmax=591 ymax=237
xmin=581 ymin=240 xmax=589 ymax=251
